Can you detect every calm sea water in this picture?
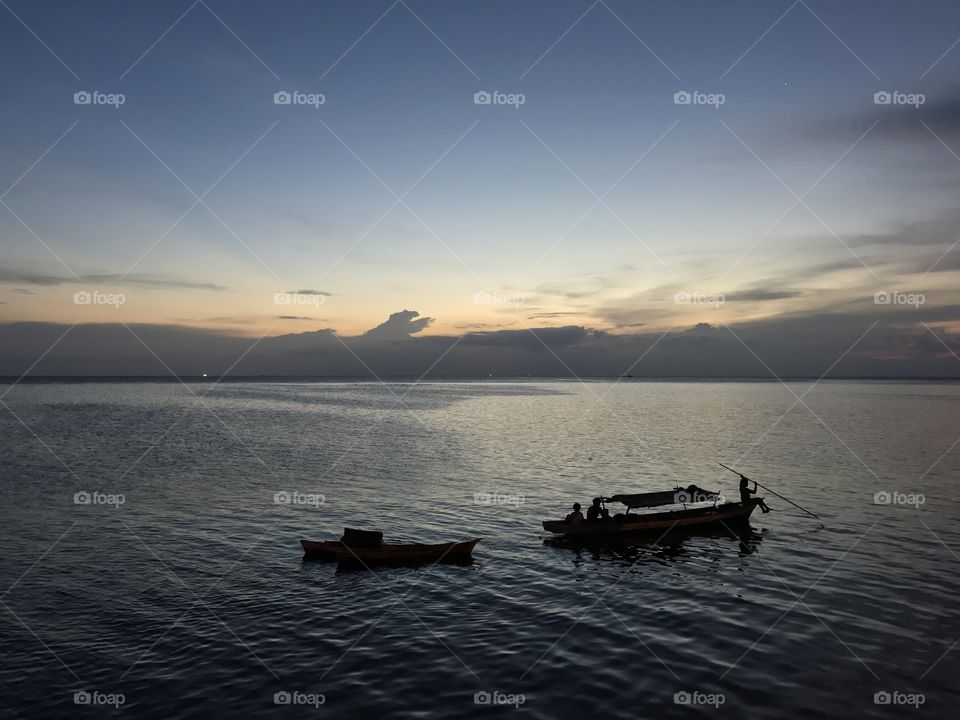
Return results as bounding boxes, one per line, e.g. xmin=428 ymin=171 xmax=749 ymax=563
xmin=0 ymin=379 xmax=957 ymax=719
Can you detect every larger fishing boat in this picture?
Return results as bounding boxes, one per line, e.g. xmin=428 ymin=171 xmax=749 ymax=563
xmin=542 ymin=486 xmax=762 ymax=537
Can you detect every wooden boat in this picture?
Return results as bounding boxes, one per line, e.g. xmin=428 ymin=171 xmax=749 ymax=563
xmin=542 ymin=487 xmax=762 ymax=537
xmin=300 ymin=537 xmax=480 ymax=564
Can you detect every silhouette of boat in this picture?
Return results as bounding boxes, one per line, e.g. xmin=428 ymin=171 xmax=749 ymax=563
xmin=542 ymin=487 xmax=762 ymax=537
xmin=300 ymin=537 xmax=480 ymax=564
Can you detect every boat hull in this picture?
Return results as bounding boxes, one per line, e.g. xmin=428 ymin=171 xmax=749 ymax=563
xmin=542 ymin=500 xmax=760 ymax=537
xmin=300 ymin=538 xmax=480 ymax=564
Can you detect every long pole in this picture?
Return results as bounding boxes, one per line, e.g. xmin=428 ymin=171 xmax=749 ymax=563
xmin=719 ymin=463 xmax=821 ymax=520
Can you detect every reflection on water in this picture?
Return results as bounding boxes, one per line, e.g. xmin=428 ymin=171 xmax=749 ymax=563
xmin=544 ymin=523 xmax=767 ymax=566
xmin=328 ymin=555 xmax=477 ymax=574
xmin=0 ymin=380 xmax=958 ymax=719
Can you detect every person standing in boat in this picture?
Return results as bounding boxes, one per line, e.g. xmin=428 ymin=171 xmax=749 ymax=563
xmin=565 ymin=503 xmax=584 ymax=525
xmin=739 ymin=475 xmax=771 ymax=513
xmin=586 ymin=497 xmax=610 ymax=523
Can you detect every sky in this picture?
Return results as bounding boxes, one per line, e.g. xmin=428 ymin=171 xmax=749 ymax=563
xmin=1 ymin=0 xmax=959 ymax=376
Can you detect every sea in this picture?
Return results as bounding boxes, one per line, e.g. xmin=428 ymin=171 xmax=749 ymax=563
xmin=0 ymin=379 xmax=957 ymax=719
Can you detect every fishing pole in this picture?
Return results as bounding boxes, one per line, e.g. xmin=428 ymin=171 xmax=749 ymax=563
xmin=719 ymin=463 xmax=821 ymax=520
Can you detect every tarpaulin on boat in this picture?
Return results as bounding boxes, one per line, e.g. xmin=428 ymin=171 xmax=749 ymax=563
xmin=608 ymin=491 xmax=679 ymax=508
xmin=609 ymin=486 xmax=719 ymax=508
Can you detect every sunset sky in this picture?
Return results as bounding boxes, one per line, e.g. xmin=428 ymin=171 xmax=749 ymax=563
xmin=2 ymin=0 xmax=959 ymax=375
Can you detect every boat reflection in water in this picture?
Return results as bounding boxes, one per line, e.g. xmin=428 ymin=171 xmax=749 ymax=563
xmin=543 ymin=523 xmax=766 ymax=566
xmin=329 ymin=554 xmax=477 ymax=574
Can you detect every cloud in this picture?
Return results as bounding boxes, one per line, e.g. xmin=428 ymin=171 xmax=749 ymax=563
xmin=873 ymin=95 xmax=960 ymax=139
xmin=837 ymin=211 xmax=960 ymax=273
xmin=462 ymin=326 xmax=591 ymax=347
xmin=533 ymin=276 xmax=616 ymax=302
xmin=287 ymin=289 xmax=332 ymax=296
xmin=526 ymin=311 xmax=584 ymax=319
xmin=0 ymin=308 xmax=957 ymax=378
xmin=187 ymin=316 xmax=255 ymax=325
xmin=915 ymin=251 xmax=960 ymax=273
xmin=774 ymin=257 xmax=878 ymax=280
xmin=723 ymin=289 xmax=802 ymax=302
xmin=813 ymin=92 xmax=960 ymax=144
xmin=84 ymin=274 xmax=227 ymax=290
xmin=454 ymin=322 xmax=514 ymax=330
xmin=361 ymin=309 xmax=433 ymax=341
xmin=0 ymin=268 xmax=227 ymax=291
xmin=0 ymin=270 xmax=68 ymax=286
xmin=846 ymin=212 xmax=959 ymax=249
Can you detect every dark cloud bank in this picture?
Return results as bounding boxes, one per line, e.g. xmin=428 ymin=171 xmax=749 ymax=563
xmin=0 ymin=309 xmax=957 ymax=378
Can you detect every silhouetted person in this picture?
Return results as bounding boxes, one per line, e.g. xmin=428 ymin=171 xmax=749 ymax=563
xmin=739 ymin=475 xmax=770 ymax=513
xmin=586 ymin=497 xmax=610 ymax=523
xmin=566 ymin=503 xmax=584 ymax=525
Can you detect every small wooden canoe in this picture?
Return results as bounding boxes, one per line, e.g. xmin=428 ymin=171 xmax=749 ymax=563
xmin=300 ymin=538 xmax=480 ymax=564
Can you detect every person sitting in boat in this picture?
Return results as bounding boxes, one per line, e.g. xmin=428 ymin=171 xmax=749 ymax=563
xmin=565 ymin=503 xmax=584 ymax=525
xmin=739 ymin=475 xmax=771 ymax=513
xmin=586 ymin=497 xmax=610 ymax=523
